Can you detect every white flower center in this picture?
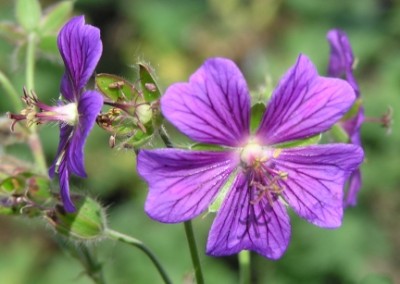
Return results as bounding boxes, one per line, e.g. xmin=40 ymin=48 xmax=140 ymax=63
xmin=240 ymin=142 xmax=269 ymax=167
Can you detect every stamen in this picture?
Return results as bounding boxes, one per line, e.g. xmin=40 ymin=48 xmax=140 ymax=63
xmin=364 ymin=106 xmax=393 ymax=134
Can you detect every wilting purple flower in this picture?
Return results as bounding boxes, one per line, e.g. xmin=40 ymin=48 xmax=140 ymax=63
xmin=137 ymin=55 xmax=364 ymax=259
xmin=327 ymin=29 xmax=364 ymax=207
xmin=10 ymin=16 xmax=103 ymax=212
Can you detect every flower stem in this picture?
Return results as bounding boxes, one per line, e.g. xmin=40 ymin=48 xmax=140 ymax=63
xmin=26 ymin=33 xmax=36 ymax=92
xmin=105 ymin=228 xmax=172 ymax=284
xmin=79 ymin=245 xmax=106 ymax=284
xmin=184 ymin=221 xmax=204 ymax=284
xmin=239 ymin=250 xmax=251 ymax=284
xmin=0 ymin=70 xmax=23 ymax=111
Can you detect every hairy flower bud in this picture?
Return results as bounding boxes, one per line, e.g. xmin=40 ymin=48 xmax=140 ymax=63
xmin=46 ymin=197 xmax=107 ymax=241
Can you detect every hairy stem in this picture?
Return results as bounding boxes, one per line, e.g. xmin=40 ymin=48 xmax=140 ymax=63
xmin=105 ymin=228 xmax=172 ymax=284
xmin=184 ymin=220 xmax=205 ymax=284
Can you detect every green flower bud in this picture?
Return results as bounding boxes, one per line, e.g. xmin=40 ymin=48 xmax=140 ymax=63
xmin=46 ymin=197 xmax=107 ymax=241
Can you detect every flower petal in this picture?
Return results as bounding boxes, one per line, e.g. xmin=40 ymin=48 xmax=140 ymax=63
xmin=67 ymin=90 xmax=103 ymax=177
xmin=256 ymin=54 xmax=356 ymax=145
xmin=207 ymin=172 xmax=291 ymax=259
xmin=137 ymin=149 xmax=239 ymax=223
xmin=49 ymin=124 xmax=73 ymax=178
xmin=58 ymin=16 xmax=102 ymax=101
xmin=275 ymin=144 xmax=364 ymax=228
xmin=161 ymin=58 xmax=250 ymax=147
xmin=344 ymin=169 xmax=362 ymax=207
xmin=59 ymin=160 xmax=76 ymax=213
xmin=326 ymin=29 xmax=359 ymax=96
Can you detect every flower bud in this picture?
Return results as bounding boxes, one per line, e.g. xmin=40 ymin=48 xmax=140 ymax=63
xmin=46 ymin=197 xmax=107 ymax=241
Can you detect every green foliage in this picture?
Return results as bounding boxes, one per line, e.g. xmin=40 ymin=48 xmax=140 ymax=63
xmin=15 ymin=0 xmax=42 ymax=32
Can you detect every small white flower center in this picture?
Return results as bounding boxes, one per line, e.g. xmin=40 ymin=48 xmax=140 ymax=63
xmin=57 ymin=102 xmax=79 ymax=125
xmin=240 ymin=142 xmax=268 ymax=167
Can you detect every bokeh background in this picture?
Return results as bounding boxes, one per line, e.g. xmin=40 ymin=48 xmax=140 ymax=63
xmin=0 ymin=0 xmax=399 ymax=283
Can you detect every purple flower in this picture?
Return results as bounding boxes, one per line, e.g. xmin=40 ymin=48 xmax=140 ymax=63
xmin=137 ymin=55 xmax=364 ymax=259
xmin=8 ymin=16 xmax=103 ymax=212
xmin=327 ymin=29 xmax=364 ymax=207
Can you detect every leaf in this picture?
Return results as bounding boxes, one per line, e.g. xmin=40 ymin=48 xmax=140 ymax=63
xmin=95 ymin=73 xmax=137 ymax=102
xmin=275 ymin=133 xmax=322 ymax=148
xmin=16 ymin=0 xmax=42 ymax=32
xmin=138 ymin=62 xmax=161 ymax=102
xmin=38 ymin=35 xmax=58 ymax=55
xmin=250 ymin=102 xmax=266 ymax=133
xmin=38 ymin=1 xmax=74 ymax=36
xmin=190 ymin=143 xmax=225 ymax=151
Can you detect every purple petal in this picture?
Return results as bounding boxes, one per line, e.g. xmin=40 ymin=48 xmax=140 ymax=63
xmin=161 ymin=58 xmax=250 ymax=147
xmin=256 ymin=54 xmax=356 ymax=145
xmin=344 ymin=169 xmax=362 ymax=207
xmin=207 ymin=172 xmax=291 ymax=259
xmin=58 ymin=160 xmax=76 ymax=213
xmin=67 ymin=90 xmax=103 ymax=177
xmin=58 ymin=16 xmax=102 ymax=101
xmin=137 ymin=149 xmax=239 ymax=223
xmin=49 ymin=124 xmax=73 ymax=178
xmin=341 ymin=107 xmax=364 ymax=146
xmin=326 ymin=29 xmax=359 ymax=96
xmin=275 ymin=144 xmax=364 ymax=228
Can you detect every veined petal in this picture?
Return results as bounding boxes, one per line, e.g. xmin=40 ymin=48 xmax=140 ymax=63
xmin=49 ymin=124 xmax=73 ymax=178
xmin=326 ymin=29 xmax=359 ymax=96
xmin=67 ymin=90 xmax=103 ymax=177
xmin=275 ymin=144 xmax=364 ymax=228
xmin=58 ymin=16 xmax=102 ymax=101
xmin=207 ymin=172 xmax=291 ymax=259
xmin=256 ymin=54 xmax=356 ymax=145
xmin=161 ymin=58 xmax=250 ymax=147
xmin=344 ymin=169 xmax=362 ymax=207
xmin=138 ymin=149 xmax=239 ymax=223
xmin=59 ymin=160 xmax=76 ymax=213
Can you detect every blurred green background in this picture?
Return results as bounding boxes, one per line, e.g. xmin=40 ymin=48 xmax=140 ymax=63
xmin=0 ymin=0 xmax=399 ymax=283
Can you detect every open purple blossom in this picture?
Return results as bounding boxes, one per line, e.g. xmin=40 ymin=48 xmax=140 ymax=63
xmin=137 ymin=55 xmax=364 ymax=259
xmin=327 ymin=29 xmax=364 ymax=207
xmin=10 ymin=16 xmax=103 ymax=212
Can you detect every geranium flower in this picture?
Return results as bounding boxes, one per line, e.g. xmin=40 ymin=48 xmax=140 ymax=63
xmin=9 ymin=16 xmax=103 ymax=212
xmin=327 ymin=29 xmax=364 ymax=206
xmin=137 ymin=55 xmax=364 ymax=259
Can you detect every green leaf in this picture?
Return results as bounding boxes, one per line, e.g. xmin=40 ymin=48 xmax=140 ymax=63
xmin=16 ymin=0 xmax=42 ymax=32
xmin=330 ymin=124 xmax=349 ymax=143
xmin=275 ymin=133 xmax=322 ymax=148
xmin=38 ymin=1 xmax=74 ymax=36
xmin=342 ymin=98 xmax=362 ymax=120
xmin=250 ymin=102 xmax=266 ymax=133
xmin=95 ymin=73 xmax=136 ymax=102
xmin=190 ymin=143 xmax=225 ymax=151
xmin=138 ymin=62 xmax=161 ymax=102
xmin=38 ymin=34 xmax=58 ymax=55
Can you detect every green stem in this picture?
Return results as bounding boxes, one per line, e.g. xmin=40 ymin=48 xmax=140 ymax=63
xmin=0 ymin=70 xmax=23 ymax=111
xmin=239 ymin=250 xmax=251 ymax=284
xmin=79 ymin=245 xmax=106 ymax=284
xmin=105 ymin=228 xmax=172 ymax=284
xmin=330 ymin=124 xmax=349 ymax=143
xmin=26 ymin=33 xmax=36 ymax=92
xmin=184 ymin=221 xmax=204 ymax=284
